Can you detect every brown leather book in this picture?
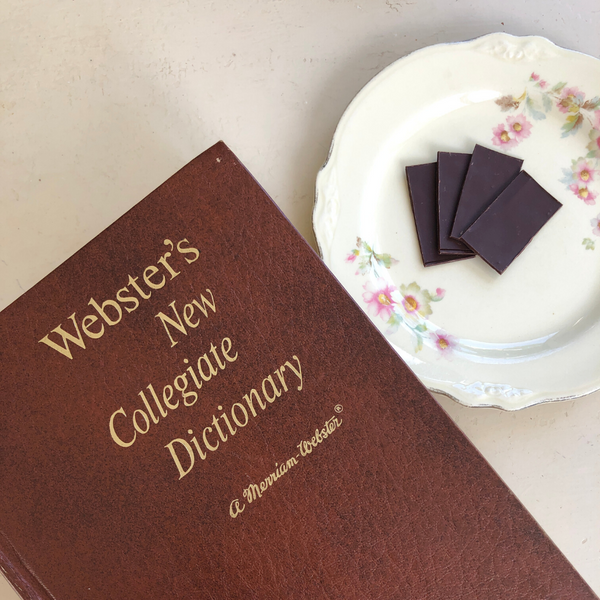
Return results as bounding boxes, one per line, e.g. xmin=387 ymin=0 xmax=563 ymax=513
xmin=0 ymin=142 xmax=596 ymax=600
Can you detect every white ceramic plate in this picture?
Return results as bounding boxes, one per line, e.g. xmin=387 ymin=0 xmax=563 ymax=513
xmin=314 ymin=33 xmax=600 ymax=410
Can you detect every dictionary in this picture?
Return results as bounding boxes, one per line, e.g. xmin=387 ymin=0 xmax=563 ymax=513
xmin=0 ymin=142 xmax=596 ymax=600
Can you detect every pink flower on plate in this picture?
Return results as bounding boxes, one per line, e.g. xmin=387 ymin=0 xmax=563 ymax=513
xmin=435 ymin=288 xmax=445 ymax=300
xmin=557 ymin=86 xmax=585 ymax=113
xmin=529 ymin=73 xmax=547 ymax=88
xmin=506 ymin=114 xmax=532 ymax=141
xmin=594 ymin=110 xmax=600 ymax=130
xmin=395 ymin=282 xmax=433 ymax=319
xmin=491 ymin=123 xmax=518 ymax=149
xmin=573 ymin=159 xmax=596 ymax=184
xmin=345 ymin=251 xmax=358 ymax=263
xmin=570 ymin=183 xmax=597 ymax=205
xmin=432 ymin=330 xmax=457 ymax=359
xmin=591 ymin=215 xmax=600 ymax=237
xmin=362 ymin=279 xmax=398 ymax=321
xmin=588 ymin=129 xmax=600 ymax=156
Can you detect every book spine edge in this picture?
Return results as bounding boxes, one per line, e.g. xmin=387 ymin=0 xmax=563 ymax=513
xmin=0 ymin=531 xmax=54 ymax=600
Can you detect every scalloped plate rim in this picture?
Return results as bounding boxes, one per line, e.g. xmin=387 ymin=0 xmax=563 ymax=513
xmin=313 ymin=32 xmax=600 ymax=410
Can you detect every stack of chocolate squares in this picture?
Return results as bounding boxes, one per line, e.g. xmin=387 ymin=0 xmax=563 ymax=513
xmin=406 ymin=144 xmax=562 ymax=274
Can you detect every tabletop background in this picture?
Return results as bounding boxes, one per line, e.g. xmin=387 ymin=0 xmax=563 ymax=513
xmin=1 ymin=0 xmax=599 ymax=597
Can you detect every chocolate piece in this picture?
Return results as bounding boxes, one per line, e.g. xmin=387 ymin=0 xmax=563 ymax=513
xmin=461 ymin=171 xmax=562 ymax=274
xmin=406 ymin=162 xmax=473 ymax=267
xmin=437 ymin=152 xmax=475 ymax=255
xmin=450 ymin=144 xmax=523 ymax=240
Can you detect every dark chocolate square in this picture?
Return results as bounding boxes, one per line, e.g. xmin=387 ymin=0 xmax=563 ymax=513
xmin=437 ymin=152 xmax=475 ymax=256
xmin=461 ymin=171 xmax=562 ymax=274
xmin=450 ymin=144 xmax=523 ymax=240
xmin=405 ymin=162 xmax=473 ymax=267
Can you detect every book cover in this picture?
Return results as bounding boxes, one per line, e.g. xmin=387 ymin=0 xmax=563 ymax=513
xmin=0 ymin=142 xmax=596 ymax=600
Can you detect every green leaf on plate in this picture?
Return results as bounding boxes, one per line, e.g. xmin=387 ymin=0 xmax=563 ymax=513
xmin=562 ymin=113 xmax=584 ymax=137
xmin=583 ymin=238 xmax=595 ymax=250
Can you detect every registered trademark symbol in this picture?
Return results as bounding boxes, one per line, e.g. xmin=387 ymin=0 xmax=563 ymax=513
xmin=334 ymin=404 xmax=343 ymax=413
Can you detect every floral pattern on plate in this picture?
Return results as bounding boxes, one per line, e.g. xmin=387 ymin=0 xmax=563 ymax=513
xmin=347 ymin=238 xmax=457 ymax=357
xmin=494 ymin=73 xmax=600 ymax=246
